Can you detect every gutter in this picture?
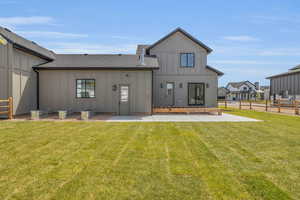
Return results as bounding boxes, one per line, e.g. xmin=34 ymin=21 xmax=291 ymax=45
xmin=33 ymin=60 xmax=53 ymax=110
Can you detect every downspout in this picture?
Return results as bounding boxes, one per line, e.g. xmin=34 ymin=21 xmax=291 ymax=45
xmin=33 ymin=60 xmax=52 ymax=110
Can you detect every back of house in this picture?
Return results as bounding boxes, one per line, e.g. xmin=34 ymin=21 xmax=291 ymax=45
xmin=0 ymin=26 xmax=223 ymax=116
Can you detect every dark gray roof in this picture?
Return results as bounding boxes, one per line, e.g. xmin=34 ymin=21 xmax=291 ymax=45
xmin=34 ymin=54 xmax=159 ymax=70
xmin=0 ymin=26 xmax=55 ymax=60
xmin=218 ymin=87 xmax=230 ymax=93
xmin=289 ymin=64 xmax=300 ymax=71
xmin=136 ymin=44 xmax=150 ymax=54
xmin=226 ymin=81 xmax=255 ymax=89
xmin=266 ymin=68 xmax=300 ymax=79
xmin=146 ymin=27 xmax=213 ymax=54
xmin=206 ymin=65 xmax=224 ymax=76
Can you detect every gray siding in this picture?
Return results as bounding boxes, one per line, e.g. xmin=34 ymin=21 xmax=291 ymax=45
xmin=0 ymin=43 xmax=11 ymax=100
xmin=150 ymin=31 xmax=218 ymax=107
xmin=12 ymin=49 xmax=46 ymax=114
xmin=39 ymin=70 xmax=152 ymax=114
xmin=0 ymin=43 xmax=46 ymax=115
xmin=270 ymin=73 xmax=300 ymax=96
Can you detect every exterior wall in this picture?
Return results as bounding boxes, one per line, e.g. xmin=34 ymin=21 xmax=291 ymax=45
xmin=0 ymin=43 xmax=46 ymax=115
xmin=0 ymin=43 xmax=11 ymax=100
xmin=150 ymin=31 xmax=218 ymax=107
xmin=12 ymin=48 xmax=46 ymax=115
xmin=39 ymin=70 xmax=152 ymax=114
xmin=270 ymin=74 xmax=300 ymax=98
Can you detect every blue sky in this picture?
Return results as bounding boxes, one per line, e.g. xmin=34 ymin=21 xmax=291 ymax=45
xmin=1 ymin=0 xmax=300 ymax=86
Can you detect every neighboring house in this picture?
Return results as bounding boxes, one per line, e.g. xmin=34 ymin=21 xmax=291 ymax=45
xmin=267 ymin=65 xmax=300 ymax=100
xmin=256 ymin=86 xmax=270 ymax=100
xmin=0 ymin=27 xmax=223 ymax=115
xmin=226 ymin=81 xmax=257 ymax=101
xmin=217 ymin=87 xmax=230 ymax=100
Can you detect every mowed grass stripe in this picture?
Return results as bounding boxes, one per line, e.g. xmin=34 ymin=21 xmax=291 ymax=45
xmin=1 ymin=123 xmax=115 ymax=200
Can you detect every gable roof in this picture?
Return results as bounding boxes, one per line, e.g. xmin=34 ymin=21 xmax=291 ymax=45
xmin=267 ymin=64 xmax=300 ymax=79
xmin=218 ymin=87 xmax=230 ymax=93
xmin=226 ymin=81 xmax=256 ymax=89
xmin=146 ymin=27 xmax=213 ymax=54
xmin=34 ymin=54 xmax=159 ymax=70
xmin=206 ymin=65 xmax=224 ymax=76
xmin=0 ymin=26 xmax=55 ymax=60
xmin=289 ymin=64 xmax=300 ymax=71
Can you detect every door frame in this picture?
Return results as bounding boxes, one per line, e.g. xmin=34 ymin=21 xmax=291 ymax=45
xmin=187 ymin=82 xmax=205 ymax=106
xmin=166 ymin=82 xmax=175 ymax=106
xmin=118 ymin=84 xmax=130 ymax=115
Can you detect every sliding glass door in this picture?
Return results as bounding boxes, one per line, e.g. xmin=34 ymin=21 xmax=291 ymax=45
xmin=188 ymin=83 xmax=205 ymax=105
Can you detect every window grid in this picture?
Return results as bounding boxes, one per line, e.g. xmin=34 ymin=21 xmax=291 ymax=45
xmin=76 ymin=79 xmax=96 ymax=98
xmin=180 ymin=53 xmax=195 ymax=68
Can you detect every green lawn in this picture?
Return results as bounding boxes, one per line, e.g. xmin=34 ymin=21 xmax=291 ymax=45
xmin=0 ymin=110 xmax=300 ymax=200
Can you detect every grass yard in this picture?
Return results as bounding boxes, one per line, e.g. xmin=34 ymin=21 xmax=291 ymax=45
xmin=0 ymin=110 xmax=300 ymax=200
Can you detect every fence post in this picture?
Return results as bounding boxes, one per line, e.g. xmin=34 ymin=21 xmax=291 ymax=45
xmin=239 ymin=100 xmax=242 ymax=110
xmin=225 ymin=100 xmax=227 ymax=109
xmin=250 ymin=100 xmax=252 ymax=110
xmin=294 ymin=101 xmax=299 ymax=115
xmin=265 ymin=100 xmax=268 ymax=112
xmin=8 ymin=97 xmax=13 ymax=120
xmin=278 ymin=100 xmax=281 ymax=113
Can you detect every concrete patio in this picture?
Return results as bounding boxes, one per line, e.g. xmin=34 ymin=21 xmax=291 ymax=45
xmin=9 ymin=113 xmax=260 ymax=122
xmin=106 ymin=113 xmax=260 ymax=122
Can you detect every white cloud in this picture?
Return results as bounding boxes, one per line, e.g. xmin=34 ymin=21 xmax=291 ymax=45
xmin=46 ymin=42 xmax=136 ymax=54
xmin=223 ymin=35 xmax=260 ymax=42
xmin=259 ymin=48 xmax=300 ymax=56
xmin=16 ymin=31 xmax=88 ymax=39
xmin=210 ymin=60 xmax=296 ymax=65
xmin=0 ymin=16 xmax=54 ymax=27
xmin=251 ymin=15 xmax=300 ymax=24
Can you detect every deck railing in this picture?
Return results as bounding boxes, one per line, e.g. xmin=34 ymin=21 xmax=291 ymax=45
xmin=0 ymin=97 xmax=13 ymax=119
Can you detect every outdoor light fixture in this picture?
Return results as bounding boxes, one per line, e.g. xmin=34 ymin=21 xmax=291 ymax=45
xmin=179 ymin=83 xmax=183 ymax=88
xmin=160 ymin=83 xmax=164 ymax=88
xmin=112 ymin=85 xmax=117 ymax=91
xmin=206 ymin=83 xmax=209 ymax=88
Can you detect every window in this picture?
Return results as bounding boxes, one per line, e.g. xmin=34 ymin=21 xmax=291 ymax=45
xmin=188 ymin=83 xmax=205 ymax=105
xmin=76 ymin=79 xmax=95 ymax=98
xmin=180 ymin=53 xmax=194 ymax=67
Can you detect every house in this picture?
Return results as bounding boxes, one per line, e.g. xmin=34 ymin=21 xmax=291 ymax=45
xmin=256 ymin=86 xmax=270 ymax=100
xmin=217 ymin=87 xmax=230 ymax=100
xmin=226 ymin=81 xmax=258 ymax=101
xmin=267 ymin=65 xmax=300 ymax=100
xmin=0 ymin=27 xmax=223 ymax=115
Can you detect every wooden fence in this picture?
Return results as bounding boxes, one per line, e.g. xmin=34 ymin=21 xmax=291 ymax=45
xmin=0 ymin=97 xmax=13 ymax=119
xmin=219 ymin=99 xmax=300 ymax=115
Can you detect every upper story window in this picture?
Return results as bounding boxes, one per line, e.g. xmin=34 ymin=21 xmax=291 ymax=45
xmin=180 ymin=53 xmax=194 ymax=68
xmin=76 ymin=79 xmax=96 ymax=98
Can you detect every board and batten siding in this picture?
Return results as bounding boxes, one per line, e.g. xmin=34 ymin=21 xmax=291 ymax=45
xmin=0 ymin=43 xmax=11 ymax=100
xmin=270 ymin=73 xmax=300 ymax=96
xmin=1 ymin=43 xmax=45 ymax=115
xmin=39 ymin=70 xmax=152 ymax=114
xmin=149 ymin=31 xmax=218 ymax=107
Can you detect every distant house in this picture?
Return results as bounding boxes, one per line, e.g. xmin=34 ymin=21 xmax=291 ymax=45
xmin=226 ymin=81 xmax=257 ymax=100
xmin=267 ymin=65 xmax=300 ymax=100
xmin=217 ymin=87 xmax=230 ymax=100
xmin=256 ymin=86 xmax=270 ymax=100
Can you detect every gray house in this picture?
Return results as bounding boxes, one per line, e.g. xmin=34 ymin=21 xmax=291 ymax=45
xmin=267 ymin=65 xmax=300 ymax=100
xmin=0 ymin=27 xmax=223 ymax=115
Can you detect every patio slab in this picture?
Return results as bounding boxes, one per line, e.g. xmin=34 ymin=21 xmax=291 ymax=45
xmin=105 ymin=113 xmax=261 ymax=122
